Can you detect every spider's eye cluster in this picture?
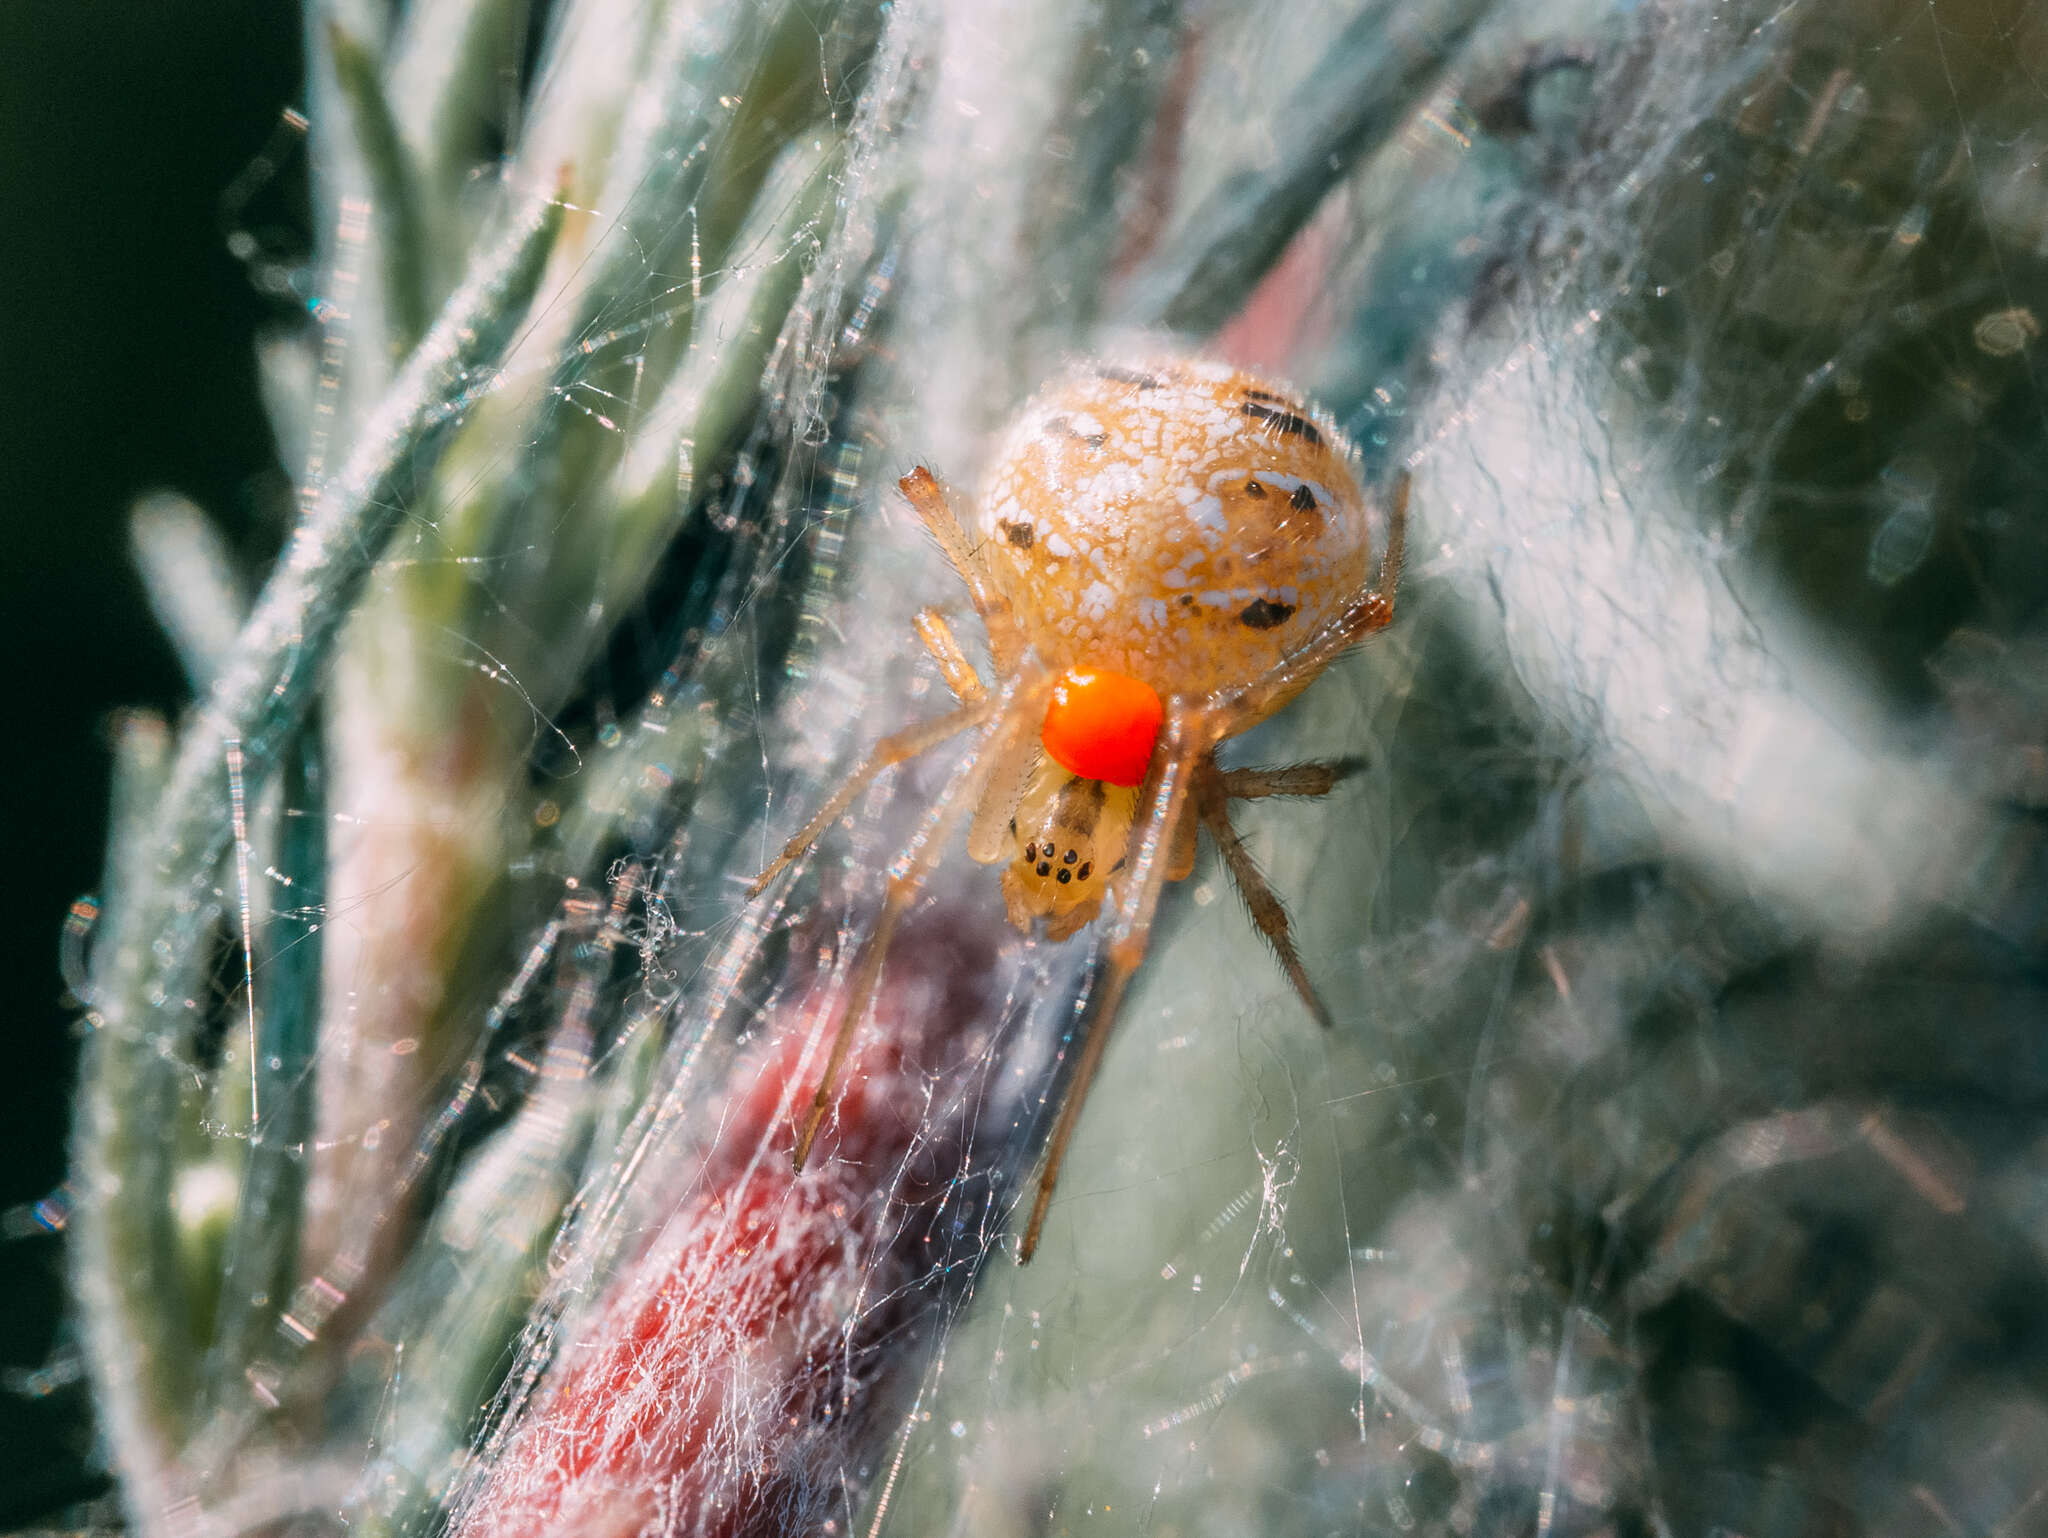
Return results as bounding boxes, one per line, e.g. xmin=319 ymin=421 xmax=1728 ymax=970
xmin=1040 ymin=667 xmax=1163 ymax=787
xmin=1021 ymin=839 xmax=1092 ymax=885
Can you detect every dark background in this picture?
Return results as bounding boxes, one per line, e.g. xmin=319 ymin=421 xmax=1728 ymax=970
xmin=0 ymin=3 xmax=301 ymax=1520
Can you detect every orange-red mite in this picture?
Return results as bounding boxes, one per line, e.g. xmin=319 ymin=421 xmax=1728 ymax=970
xmin=1040 ymin=667 xmax=1164 ymax=787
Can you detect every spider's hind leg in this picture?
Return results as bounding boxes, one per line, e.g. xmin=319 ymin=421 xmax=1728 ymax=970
xmin=1196 ymin=757 xmax=1335 ymax=1032
xmin=1219 ymin=757 xmax=1368 ymax=801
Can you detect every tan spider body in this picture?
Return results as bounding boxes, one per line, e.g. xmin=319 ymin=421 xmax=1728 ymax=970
xmin=751 ymin=355 xmax=1406 ymax=1260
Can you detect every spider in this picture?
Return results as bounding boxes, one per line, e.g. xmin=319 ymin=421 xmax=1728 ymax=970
xmin=751 ymin=355 xmax=1406 ymax=1261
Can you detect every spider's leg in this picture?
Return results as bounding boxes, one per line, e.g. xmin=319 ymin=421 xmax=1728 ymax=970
xmin=794 ymin=672 xmax=1048 ymax=1170
xmin=1018 ymin=714 xmax=1207 ymax=1263
xmin=747 ymin=699 xmax=993 ymax=898
xmin=1195 ymin=759 xmax=1333 ymax=1031
xmin=901 ymin=467 xmax=1026 ymax=673
xmin=1165 ymin=793 xmax=1198 ymax=881
xmin=914 ymin=607 xmax=989 ymax=704
xmin=1220 ymin=757 xmax=1368 ymax=800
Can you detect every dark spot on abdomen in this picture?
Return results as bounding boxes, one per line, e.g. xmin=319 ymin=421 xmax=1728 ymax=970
xmin=997 ymin=519 xmax=1035 ymax=548
xmin=1094 ymin=364 xmax=1164 ymax=389
xmin=1045 ymin=415 xmax=1107 ymax=450
xmin=1240 ymin=400 xmax=1324 ymax=447
xmin=1239 ymin=597 xmax=1297 ymax=630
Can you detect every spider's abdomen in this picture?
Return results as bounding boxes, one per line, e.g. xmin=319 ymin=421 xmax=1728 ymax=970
xmin=976 ymin=356 xmax=1375 ymax=705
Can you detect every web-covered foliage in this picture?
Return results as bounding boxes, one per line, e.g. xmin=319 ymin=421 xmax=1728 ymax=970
xmin=50 ymin=0 xmax=2048 ymax=1535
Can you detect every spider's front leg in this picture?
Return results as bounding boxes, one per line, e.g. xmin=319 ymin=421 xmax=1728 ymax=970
xmin=746 ymin=586 xmax=997 ymax=898
xmin=900 ymin=466 xmax=1025 ymax=672
xmin=1018 ymin=712 xmax=1210 ymax=1263
xmin=791 ymin=670 xmax=1051 ymax=1170
xmin=745 ymin=698 xmax=992 ymax=898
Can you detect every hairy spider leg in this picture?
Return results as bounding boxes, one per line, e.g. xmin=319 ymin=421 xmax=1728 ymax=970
xmin=745 ymin=698 xmax=994 ymax=898
xmin=1166 ymin=784 xmax=1198 ymax=881
xmin=903 ymin=471 xmax=1052 ymax=866
xmin=1194 ymin=757 xmax=1333 ymax=1030
xmin=900 ymin=466 xmax=1025 ymax=674
xmin=1158 ymin=475 xmax=1401 ymax=1032
xmin=793 ymin=672 xmax=1049 ymax=1170
xmin=1220 ymin=759 xmax=1368 ymax=800
xmin=1018 ymin=713 xmax=1210 ymax=1263
xmin=746 ymin=490 xmax=1013 ymax=899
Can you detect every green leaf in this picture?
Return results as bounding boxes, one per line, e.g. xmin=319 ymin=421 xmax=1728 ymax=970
xmin=328 ymin=17 xmax=435 ymax=353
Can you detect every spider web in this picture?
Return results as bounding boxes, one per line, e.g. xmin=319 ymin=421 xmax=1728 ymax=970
xmin=47 ymin=0 xmax=2048 ymax=1535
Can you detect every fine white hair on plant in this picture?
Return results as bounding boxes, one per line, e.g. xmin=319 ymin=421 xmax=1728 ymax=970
xmin=49 ymin=0 xmax=2048 ymax=1534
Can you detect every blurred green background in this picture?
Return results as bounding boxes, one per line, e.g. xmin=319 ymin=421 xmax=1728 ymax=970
xmin=0 ymin=2 xmax=298 ymax=1518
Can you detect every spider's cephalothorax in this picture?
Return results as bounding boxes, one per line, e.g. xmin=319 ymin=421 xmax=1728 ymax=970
xmin=750 ymin=354 xmax=1407 ymax=1260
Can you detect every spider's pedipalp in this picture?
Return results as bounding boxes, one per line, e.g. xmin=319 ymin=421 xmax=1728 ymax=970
xmin=793 ymin=670 xmax=1049 ymax=1170
xmin=913 ymin=607 xmax=988 ymax=704
xmin=966 ymin=732 xmax=1039 ymax=865
xmin=1017 ymin=711 xmax=1209 ymax=1263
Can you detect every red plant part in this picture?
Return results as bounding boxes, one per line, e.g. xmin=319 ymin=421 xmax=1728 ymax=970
xmin=454 ymin=915 xmax=1011 ymax=1538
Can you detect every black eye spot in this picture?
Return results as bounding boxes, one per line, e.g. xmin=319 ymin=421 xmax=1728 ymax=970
xmin=997 ymin=519 xmax=1035 ymax=548
xmin=1179 ymin=594 xmax=1195 ymax=607
xmin=1245 ymin=479 xmax=1267 ymax=498
xmin=1289 ymin=483 xmax=1316 ymax=511
xmin=1056 ymin=868 xmax=1072 ymax=884
xmin=1024 ymin=842 xmax=1038 ymax=860
xmin=1062 ymin=849 xmax=1077 ymax=864
xmin=1037 ymin=861 xmax=1053 ymax=876
xmin=1239 ymin=597 xmax=1297 ymax=630
xmin=1077 ymin=862 xmax=1092 ymax=879
xmin=1239 ymin=400 xmax=1324 ymax=447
